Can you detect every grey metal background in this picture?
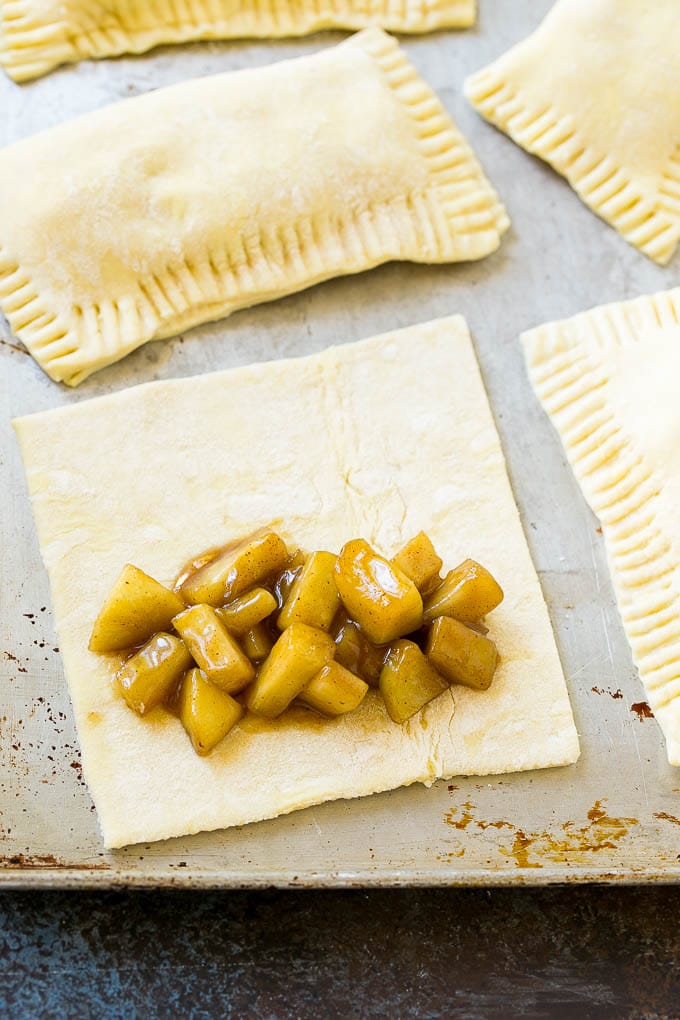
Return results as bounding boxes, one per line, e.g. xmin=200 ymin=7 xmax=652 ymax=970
xmin=1 ymin=0 xmax=679 ymax=887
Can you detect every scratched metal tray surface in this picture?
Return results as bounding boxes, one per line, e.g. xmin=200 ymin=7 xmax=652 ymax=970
xmin=1 ymin=0 xmax=679 ymax=889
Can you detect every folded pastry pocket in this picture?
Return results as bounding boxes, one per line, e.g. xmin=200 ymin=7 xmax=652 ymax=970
xmin=465 ymin=0 xmax=680 ymax=265
xmin=523 ymin=288 xmax=680 ymax=765
xmin=14 ymin=316 xmax=578 ymax=848
xmin=0 ymin=0 xmax=476 ymax=82
xmin=0 ymin=29 xmax=507 ymax=387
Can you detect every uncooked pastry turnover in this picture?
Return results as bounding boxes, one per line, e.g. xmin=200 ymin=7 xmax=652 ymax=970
xmin=15 ymin=317 xmax=579 ymax=848
xmin=523 ymin=288 xmax=680 ymax=766
xmin=0 ymin=29 xmax=508 ymax=386
xmin=0 ymin=0 xmax=476 ymax=82
xmin=465 ymin=0 xmax=680 ymax=265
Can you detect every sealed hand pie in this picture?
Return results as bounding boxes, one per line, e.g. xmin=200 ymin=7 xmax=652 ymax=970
xmin=0 ymin=0 xmax=476 ymax=82
xmin=523 ymin=288 xmax=680 ymax=765
xmin=465 ymin=0 xmax=680 ymax=265
xmin=14 ymin=316 xmax=579 ymax=848
xmin=0 ymin=29 xmax=508 ymax=386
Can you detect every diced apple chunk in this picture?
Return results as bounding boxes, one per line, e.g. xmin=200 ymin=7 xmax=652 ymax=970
xmin=216 ymin=587 xmax=277 ymax=634
xmin=426 ymin=616 xmax=499 ymax=690
xmin=246 ymin=623 xmax=335 ymax=718
xmin=392 ymin=532 xmax=443 ymax=594
xmin=332 ymin=616 xmax=386 ymax=687
xmin=273 ymin=550 xmax=307 ymax=606
xmin=278 ymin=551 xmax=340 ymax=631
xmin=242 ymin=623 xmax=274 ymax=662
xmin=299 ymin=661 xmax=368 ymax=716
xmin=379 ymin=639 xmax=447 ymax=724
xmin=89 ymin=564 xmax=185 ymax=653
xmin=179 ymin=532 xmax=288 ymax=606
xmin=173 ymin=604 xmax=254 ymax=694
xmin=334 ymin=539 xmax=423 ymax=645
xmin=116 ymin=633 xmax=193 ymax=715
xmin=423 ymin=560 xmax=504 ymax=625
xmin=177 ymin=667 xmax=243 ymax=755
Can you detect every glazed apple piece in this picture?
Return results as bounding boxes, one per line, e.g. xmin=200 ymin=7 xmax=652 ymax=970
xmin=272 ymin=549 xmax=307 ymax=606
xmin=117 ymin=633 xmax=193 ymax=715
xmin=173 ymin=604 xmax=255 ymax=694
xmin=241 ymin=623 xmax=274 ymax=662
xmin=423 ymin=560 xmax=503 ymax=625
xmin=278 ymin=551 xmax=340 ymax=632
xmin=89 ymin=564 xmax=185 ymax=653
xmin=179 ymin=532 xmax=288 ymax=606
xmin=216 ymin=587 xmax=277 ymax=634
xmin=379 ymin=639 xmax=447 ymax=724
xmin=246 ymin=623 xmax=335 ymax=718
xmin=332 ymin=616 xmax=385 ymax=688
xmin=392 ymin=532 xmax=443 ymax=595
xmin=299 ymin=661 xmax=369 ymax=717
xmin=426 ymin=616 xmax=499 ymax=690
xmin=177 ymin=667 xmax=243 ymax=755
xmin=334 ymin=539 xmax=423 ymax=645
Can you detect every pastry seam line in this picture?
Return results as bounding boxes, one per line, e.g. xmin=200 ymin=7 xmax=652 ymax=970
xmin=0 ymin=0 xmax=476 ymax=81
xmin=522 ymin=289 xmax=680 ymax=730
xmin=465 ymin=67 xmax=680 ymax=265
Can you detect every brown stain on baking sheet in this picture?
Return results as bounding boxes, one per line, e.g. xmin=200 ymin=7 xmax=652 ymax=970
xmin=3 ymin=651 xmax=27 ymax=674
xmin=439 ymin=798 xmax=638 ymax=869
xmin=0 ymin=853 xmax=110 ymax=871
xmin=631 ymin=701 xmax=653 ymax=721
xmin=436 ymin=847 xmax=466 ymax=862
xmin=508 ymin=831 xmax=538 ymax=869
xmin=0 ymin=337 xmax=28 ymax=356
xmin=654 ymin=811 xmax=680 ymax=828
xmin=475 ymin=818 xmax=514 ymax=832
xmin=501 ymin=800 xmax=638 ymax=869
xmin=444 ymin=802 xmax=514 ymax=834
xmin=444 ymin=801 xmax=475 ymax=831
xmin=438 ymin=801 xmax=515 ymax=859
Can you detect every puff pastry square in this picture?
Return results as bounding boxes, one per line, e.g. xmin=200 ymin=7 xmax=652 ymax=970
xmin=14 ymin=317 xmax=578 ymax=848
xmin=523 ymin=288 xmax=680 ymax=765
xmin=465 ymin=0 xmax=680 ymax=265
xmin=0 ymin=0 xmax=476 ymax=82
xmin=0 ymin=29 xmax=508 ymax=387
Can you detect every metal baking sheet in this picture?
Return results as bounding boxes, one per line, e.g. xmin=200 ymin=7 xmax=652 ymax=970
xmin=1 ymin=0 xmax=679 ymax=888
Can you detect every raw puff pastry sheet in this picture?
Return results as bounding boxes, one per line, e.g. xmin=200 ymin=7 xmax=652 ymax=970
xmin=465 ymin=0 xmax=680 ymax=264
xmin=0 ymin=29 xmax=508 ymax=386
xmin=523 ymin=288 xmax=680 ymax=766
xmin=0 ymin=0 xmax=476 ymax=82
xmin=14 ymin=317 xmax=579 ymax=848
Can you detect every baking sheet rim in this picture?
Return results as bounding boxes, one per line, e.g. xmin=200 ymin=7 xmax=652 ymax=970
xmin=2 ymin=864 xmax=680 ymax=890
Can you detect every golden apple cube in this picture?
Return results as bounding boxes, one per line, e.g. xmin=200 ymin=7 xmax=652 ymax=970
xmin=246 ymin=623 xmax=335 ymax=719
xmin=299 ymin=661 xmax=369 ymax=717
xmin=273 ymin=549 xmax=306 ymax=606
xmin=173 ymin=604 xmax=254 ymax=694
xmin=277 ymin=550 xmax=340 ymax=632
xmin=179 ymin=532 xmax=288 ymax=606
xmin=332 ymin=616 xmax=385 ymax=688
xmin=116 ymin=632 xmax=193 ymax=715
xmin=89 ymin=563 xmax=186 ymax=653
xmin=242 ymin=623 xmax=274 ymax=662
xmin=379 ymin=639 xmax=447 ymax=724
xmin=426 ymin=615 xmax=499 ymax=691
xmin=177 ymin=667 xmax=244 ymax=756
xmin=334 ymin=539 xmax=423 ymax=645
xmin=423 ymin=559 xmax=504 ymax=625
xmin=216 ymin=587 xmax=277 ymax=635
xmin=392 ymin=532 xmax=443 ymax=594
